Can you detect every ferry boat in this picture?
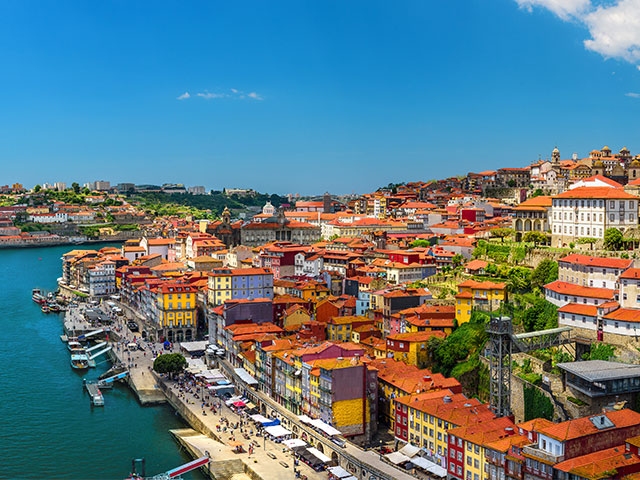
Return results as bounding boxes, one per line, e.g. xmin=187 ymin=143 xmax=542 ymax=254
xmin=67 ymin=341 xmax=85 ymax=353
xmin=70 ymin=354 xmax=90 ymax=370
xmin=32 ymin=288 xmax=46 ymax=304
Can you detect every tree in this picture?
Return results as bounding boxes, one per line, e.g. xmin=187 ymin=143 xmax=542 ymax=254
xmin=577 ymin=237 xmax=597 ymax=250
xmin=452 ymin=254 xmax=464 ymax=268
xmin=491 ymin=228 xmax=515 ymax=243
xmin=507 ymin=266 xmax=531 ymax=292
xmin=604 ymin=228 xmax=624 ymax=251
xmin=530 ymin=189 xmax=543 ymax=198
xmin=523 ymin=231 xmax=548 ymax=246
xmin=153 ymin=353 xmax=187 ymax=376
xmin=72 ymin=182 xmax=80 ymax=194
xmin=410 ymin=239 xmax=431 ymax=248
xmin=508 ymin=180 xmax=516 ymax=188
xmin=531 ymin=259 xmax=558 ymax=290
xmin=82 ymin=187 xmax=90 ymax=195
xmin=34 ymin=184 xmax=41 ymax=193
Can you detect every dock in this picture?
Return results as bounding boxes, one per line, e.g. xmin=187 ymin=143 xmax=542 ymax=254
xmin=85 ymin=382 xmax=104 ymax=406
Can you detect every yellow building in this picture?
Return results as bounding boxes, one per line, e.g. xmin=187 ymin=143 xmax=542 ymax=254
xmin=394 ymin=391 xmax=495 ymax=463
xmin=326 ymin=315 xmax=373 ymax=342
xmin=454 ymin=280 xmax=507 ymax=325
xmin=156 ymin=283 xmax=198 ymax=342
xmin=295 ymin=281 xmax=330 ymax=303
xmin=386 ymin=331 xmax=446 ymax=368
xmin=282 ymin=304 xmax=311 ymax=329
xmin=447 ymin=416 xmax=517 ymax=480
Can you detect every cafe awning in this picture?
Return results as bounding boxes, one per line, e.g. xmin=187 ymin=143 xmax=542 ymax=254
xmin=327 ymin=466 xmax=351 ymax=478
xmin=283 ymin=438 xmax=307 ymax=449
xmin=306 ymin=447 xmax=331 ymax=464
xmin=234 ymin=367 xmax=258 ymax=386
xmin=264 ymin=425 xmax=291 ymax=438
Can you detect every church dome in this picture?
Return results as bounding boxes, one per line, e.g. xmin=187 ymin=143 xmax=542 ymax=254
xmin=631 ymin=160 xmax=640 ymax=167
xmin=594 ymin=160 xmax=604 ymax=167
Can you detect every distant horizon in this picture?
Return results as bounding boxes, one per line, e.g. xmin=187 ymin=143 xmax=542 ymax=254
xmin=1 ymin=1 xmax=639 ymax=192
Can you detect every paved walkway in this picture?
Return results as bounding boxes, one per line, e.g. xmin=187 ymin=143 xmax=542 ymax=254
xmin=162 ymin=376 xmax=326 ymax=480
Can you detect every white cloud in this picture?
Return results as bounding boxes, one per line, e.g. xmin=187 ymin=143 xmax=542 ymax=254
xmin=583 ymin=0 xmax=640 ymax=62
xmin=626 ymin=92 xmax=640 ymax=97
xmin=515 ymin=0 xmax=640 ymax=65
xmin=196 ymin=91 xmax=226 ymax=99
xmin=514 ymin=0 xmax=591 ymax=20
xmin=180 ymin=88 xmax=264 ymax=101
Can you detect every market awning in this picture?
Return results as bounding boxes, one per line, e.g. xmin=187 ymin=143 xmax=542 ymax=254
xmin=232 ymin=401 xmax=246 ymax=408
xmin=410 ymin=457 xmax=447 ymax=477
xmin=327 ymin=466 xmax=351 ymax=478
xmin=298 ymin=414 xmax=313 ymax=424
xmin=234 ymin=367 xmax=258 ymax=386
xmin=398 ymin=443 xmax=420 ymax=458
xmin=309 ymin=418 xmax=341 ymax=437
xmin=264 ymin=425 xmax=291 ymax=438
xmin=306 ymin=447 xmax=331 ymax=464
xmin=385 ymin=452 xmax=412 ymax=465
xmin=250 ymin=414 xmax=280 ymax=427
xmin=283 ymin=438 xmax=307 ymax=449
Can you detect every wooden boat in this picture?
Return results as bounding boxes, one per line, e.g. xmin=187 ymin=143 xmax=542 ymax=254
xmin=32 ymin=288 xmax=46 ymax=304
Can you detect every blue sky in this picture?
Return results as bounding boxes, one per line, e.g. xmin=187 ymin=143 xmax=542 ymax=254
xmin=1 ymin=0 xmax=639 ymax=194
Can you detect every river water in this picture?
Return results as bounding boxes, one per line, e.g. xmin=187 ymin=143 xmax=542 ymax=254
xmin=0 ymin=244 xmax=204 ymax=479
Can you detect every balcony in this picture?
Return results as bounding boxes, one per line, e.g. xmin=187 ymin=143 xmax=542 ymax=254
xmin=522 ymin=444 xmax=563 ymax=464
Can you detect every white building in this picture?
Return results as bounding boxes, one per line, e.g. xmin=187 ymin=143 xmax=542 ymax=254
xmin=188 ymin=186 xmax=206 ymax=195
xmin=87 ymin=260 xmax=116 ymax=296
xmin=54 ymin=182 xmax=66 ymax=192
xmin=544 ymin=280 xmax=615 ymax=308
xmin=550 ymin=186 xmax=639 ymax=247
xmin=294 ymin=252 xmax=324 ymax=277
xmin=28 ymin=212 xmax=68 ymax=223
xmin=558 ymin=254 xmax=632 ymax=289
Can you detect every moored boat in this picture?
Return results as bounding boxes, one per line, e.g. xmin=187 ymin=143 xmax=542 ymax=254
xmin=41 ymin=305 xmax=50 ymax=313
xmin=32 ymin=288 xmax=46 ymax=304
xmin=67 ymin=341 xmax=84 ymax=353
xmin=70 ymin=354 xmax=90 ymax=369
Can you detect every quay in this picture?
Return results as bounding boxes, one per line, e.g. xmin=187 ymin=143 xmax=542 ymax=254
xmin=85 ymin=382 xmax=104 ymax=406
xmin=58 ymin=299 xmax=417 ymax=479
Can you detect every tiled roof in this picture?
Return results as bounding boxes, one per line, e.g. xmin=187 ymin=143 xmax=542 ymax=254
xmin=559 ymin=254 xmax=632 ymax=270
xmin=537 ymin=409 xmax=640 ymax=442
xmin=544 ymin=281 xmax=615 ymax=300
xmin=555 ymin=186 xmax=638 ymax=199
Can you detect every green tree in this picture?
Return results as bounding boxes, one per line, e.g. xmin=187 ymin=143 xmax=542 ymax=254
xmin=604 ymin=228 xmax=624 ymax=251
xmin=531 ymin=259 xmax=558 ymax=290
xmin=491 ymin=228 xmax=515 ymax=243
xmin=577 ymin=237 xmax=598 ymax=250
xmin=82 ymin=186 xmax=90 ymax=195
xmin=410 ymin=239 xmax=431 ymax=248
xmin=34 ymin=184 xmax=41 ymax=193
xmin=452 ymin=254 xmax=464 ymax=268
xmin=530 ymin=189 xmax=543 ymax=198
xmin=508 ymin=179 xmax=516 ymax=187
xmin=582 ymin=343 xmax=615 ymax=360
xmin=507 ymin=266 xmax=531 ymax=292
xmin=523 ymin=231 xmax=548 ymax=246
xmin=72 ymin=182 xmax=80 ymax=194
xmin=485 ymin=263 xmax=498 ymax=276
xmin=153 ymin=353 xmax=187 ymax=376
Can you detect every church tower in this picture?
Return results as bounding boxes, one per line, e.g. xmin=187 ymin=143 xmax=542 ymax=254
xmin=551 ymin=146 xmax=560 ymax=165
